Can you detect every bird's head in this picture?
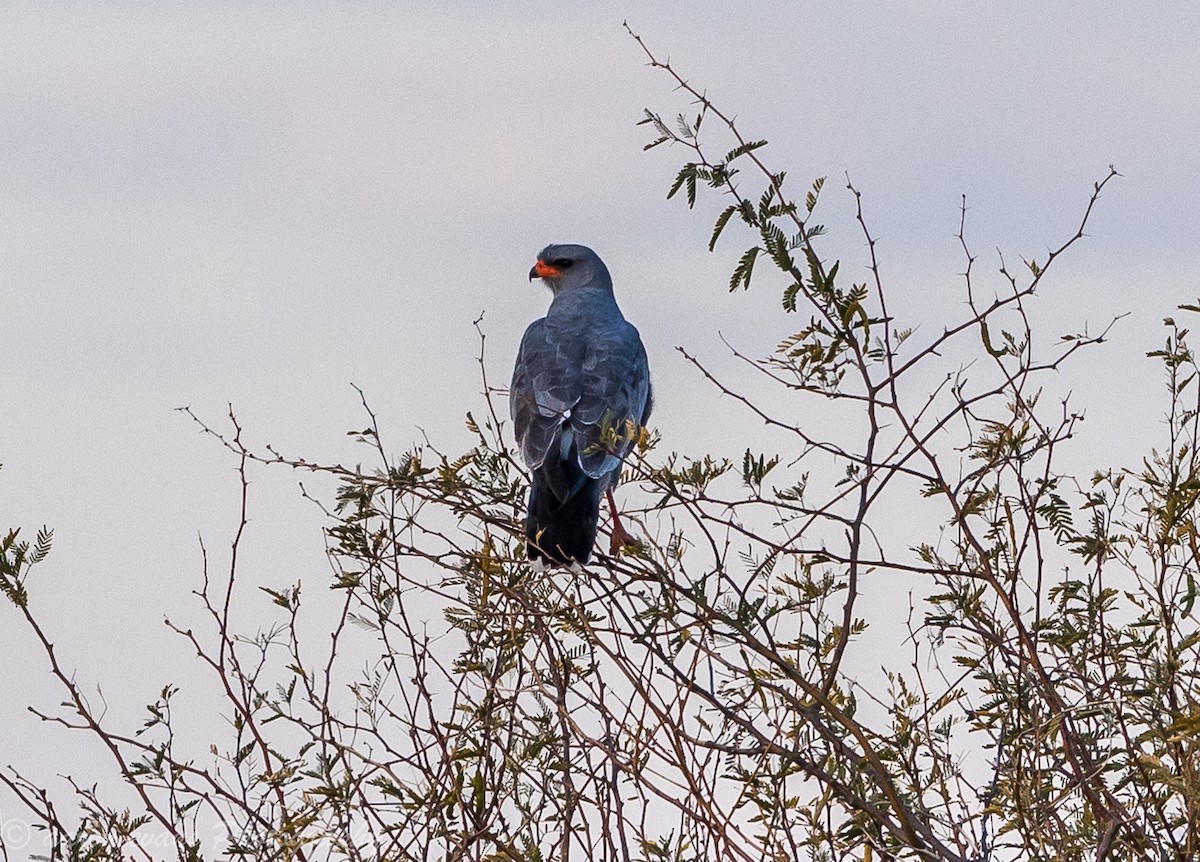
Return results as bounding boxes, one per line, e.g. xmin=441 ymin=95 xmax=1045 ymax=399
xmin=529 ymin=244 xmax=611 ymax=294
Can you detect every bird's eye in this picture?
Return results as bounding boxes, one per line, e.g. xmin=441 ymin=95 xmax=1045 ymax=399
xmin=553 ymin=258 xmax=574 ymax=269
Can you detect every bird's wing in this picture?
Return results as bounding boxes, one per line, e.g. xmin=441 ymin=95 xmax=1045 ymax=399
xmin=571 ymin=321 xmax=651 ymax=479
xmin=510 ymin=318 xmax=585 ymax=470
xmin=511 ymin=319 xmax=650 ymax=480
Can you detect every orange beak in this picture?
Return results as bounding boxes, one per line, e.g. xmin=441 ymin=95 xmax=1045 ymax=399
xmin=529 ymin=259 xmax=561 ymax=281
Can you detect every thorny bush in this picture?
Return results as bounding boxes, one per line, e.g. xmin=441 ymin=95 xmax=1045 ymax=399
xmin=4 ymin=30 xmax=1200 ymax=862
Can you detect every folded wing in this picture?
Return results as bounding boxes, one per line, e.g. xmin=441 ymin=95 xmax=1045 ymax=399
xmin=511 ymin=319 xmax=651 ymax=562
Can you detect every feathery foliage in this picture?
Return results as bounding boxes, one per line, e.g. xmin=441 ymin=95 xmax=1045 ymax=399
xmin=3 ymin=29 xmax=1199 ymax=862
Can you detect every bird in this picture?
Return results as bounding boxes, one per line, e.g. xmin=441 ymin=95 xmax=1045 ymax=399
xmin=510 ymin=244 xmax=652 ymax=565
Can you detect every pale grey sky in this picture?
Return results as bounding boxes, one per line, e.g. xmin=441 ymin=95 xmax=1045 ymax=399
xmin=3 ymin=1 xmax=1198 ymax=841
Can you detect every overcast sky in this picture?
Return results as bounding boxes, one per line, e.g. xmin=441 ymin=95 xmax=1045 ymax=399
xmin=3 ymin=1 xmax=1199 ymax=841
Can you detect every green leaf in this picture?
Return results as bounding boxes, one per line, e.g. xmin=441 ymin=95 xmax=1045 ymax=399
xmin=1184 ymin=568 xmax=1198 ymax=616
xmin=805 ymin=176 xmax=826 ymax=213
xmin=667 ymin=163 xmax=694 ymax=200
xmin=729 ymin=246 xmax=760 ymax=292
xmin=709 ymin=205 xmax=737 ymax=251
xmin=723 ymin=139 xmax=768 ymax=162
xmin=29 ymin=527 xmax=52 ymax=565
xmin=782 ymin=282 xmax=802 ymax=312
xmin=741 ymin=450 xmax=780 ymax=488
xmin=763 ymin=222 xmax=793 ymax=271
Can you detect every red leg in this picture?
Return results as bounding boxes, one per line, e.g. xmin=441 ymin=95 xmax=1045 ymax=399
xmin=607 ymin=488 xmax=637 ymax=555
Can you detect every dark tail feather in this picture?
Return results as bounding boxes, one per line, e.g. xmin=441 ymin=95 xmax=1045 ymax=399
xmin=525 ymin=457 xmax=601 ymax=565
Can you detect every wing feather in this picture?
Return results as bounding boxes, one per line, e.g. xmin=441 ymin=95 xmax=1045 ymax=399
xmin=512 ymin=317 xmax=651 ymax=484
xmin=572 ymin=324 xmax=650 ymax=480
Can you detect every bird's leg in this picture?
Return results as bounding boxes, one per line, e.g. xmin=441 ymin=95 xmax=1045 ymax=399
xmin=607 ymin=488 xmax=637 ymax=555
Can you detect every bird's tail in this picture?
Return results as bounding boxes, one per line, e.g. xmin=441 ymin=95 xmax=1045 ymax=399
xmin=525 ymin=445 xmax=601 ymax=565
